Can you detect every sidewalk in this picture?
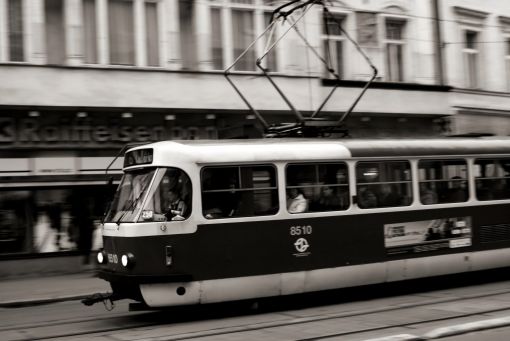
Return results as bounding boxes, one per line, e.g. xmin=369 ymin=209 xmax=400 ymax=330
xmin=0 ymin=271 xmax=111 ymax=308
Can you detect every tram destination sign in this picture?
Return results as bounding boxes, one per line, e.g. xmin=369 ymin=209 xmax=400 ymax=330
xmin=124 ymin=148 xmax=154 ymax=167
xmin=384 ymin=216 xmax=472 ymax=255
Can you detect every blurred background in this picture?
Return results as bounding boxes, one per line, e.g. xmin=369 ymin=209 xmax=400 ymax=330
xmin=0 ymin=0 xmax=510 ymax=277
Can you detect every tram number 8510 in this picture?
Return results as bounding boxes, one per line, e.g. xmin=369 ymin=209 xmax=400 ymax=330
xmin=290 ymin=225 xmax=313 ymax=236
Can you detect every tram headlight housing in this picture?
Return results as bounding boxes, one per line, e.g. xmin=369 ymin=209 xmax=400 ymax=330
xmin=121 ymin=253 xmax=135 ymax=268
xmin=96 ymin=249 xmax=107 ymax=264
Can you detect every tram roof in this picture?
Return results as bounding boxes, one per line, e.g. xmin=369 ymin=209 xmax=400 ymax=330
xmin=130 ymin=137 xmax=510 ymax=166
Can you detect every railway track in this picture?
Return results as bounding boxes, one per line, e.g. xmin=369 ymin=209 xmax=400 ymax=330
xmin=3 ymin=278 xmax=510 ymax=341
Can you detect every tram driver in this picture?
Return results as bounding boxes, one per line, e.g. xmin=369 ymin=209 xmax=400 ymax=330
xmin=165 ymin=189 xmax=187 ymax=221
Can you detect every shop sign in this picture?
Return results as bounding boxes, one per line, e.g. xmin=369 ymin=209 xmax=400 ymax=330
xmin=0 ymin=118 xmax=15 ymax=142
xmin=0 ymin=118 xmax=166 ymax=147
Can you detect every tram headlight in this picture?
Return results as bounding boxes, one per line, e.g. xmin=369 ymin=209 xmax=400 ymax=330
xmin=121 ymin=253 xmax=135 ymax=268
xmin=96 ymin=249 xmax=107 ymax=264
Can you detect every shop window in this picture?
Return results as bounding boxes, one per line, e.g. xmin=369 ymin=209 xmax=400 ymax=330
xmin=356 ymin=161 xmax=412 ymax=208
xmin=474 ymin=158 xmax=510 ymax=200
xmin=418 ymin=159 xmax=468 ymax=204
xmin=201 ymin=165 xmax=278 ymax=219
xmin=45 ymin=0 xmax=66 ymax=65
xmin=83 ymin=0 xmax=98 ymax=64
xmin=0 ymin=186 xmax=112 ymax=255
xmin=286 ymin=163 xmax=349 ymax=213
xmin=188 ymin=127 xmax=198 ymax=140
xmin=322 ymin=12 xmax=345 ymax=78
xmin=7 ymin=0 xmax=24 ymax=61
xmin=384 ymin=19 xmax=405 ymax=82
xmin=108 ymin=0 xmax=135 ymax=65
xmin=0 ymin=191 xmax=31 ymax=254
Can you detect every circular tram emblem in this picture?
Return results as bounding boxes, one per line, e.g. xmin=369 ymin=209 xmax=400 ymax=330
xmin=294 ymin=238 xmax=310 ymax=253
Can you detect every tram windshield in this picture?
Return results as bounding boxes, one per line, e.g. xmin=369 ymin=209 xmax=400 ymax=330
xmin=104 ymin=167 xmax=192 ymax=224
xmin=104 ymin=168 xmax=156 ymax=223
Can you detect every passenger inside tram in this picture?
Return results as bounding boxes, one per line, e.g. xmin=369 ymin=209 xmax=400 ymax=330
xmin=287 ymin=187 xmax=308 ymax=213
xmin=357 ymin=186 xmax=377 ymax=208
xmin=318 ymin=186 xmax=342 ymax=211
xmin=420 ymin=182 xmax=438 ymax=204
xmin=445 ymin=176 xmax=468 ymax=202
xmin=378 ymin=184 xmax=401 ymax=207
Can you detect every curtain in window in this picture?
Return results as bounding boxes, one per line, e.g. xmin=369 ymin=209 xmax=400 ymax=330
xmin=83 ymin=0 xmax=98 ymax=64
xmin=108 ymin=0 xmax=135 ymax=65
xmin=231 ymin=9 xmax=255 ymax=71
xmin=7 ymin=0 xmax=24 ymax=61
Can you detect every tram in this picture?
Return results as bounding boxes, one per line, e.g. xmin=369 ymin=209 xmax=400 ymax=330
xmin=86 ymin=0 xmax=510 ymax=308
xmin=93 ymin=138 xmax=510 ymax=308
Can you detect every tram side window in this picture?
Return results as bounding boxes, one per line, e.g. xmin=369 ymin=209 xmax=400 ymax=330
xmin=286 ymin=163 xmax=349 ymax=213
xmin=201 ymin=165 xmax=278 ymax=219
xmin=356 ymin=161 xmax=412 ymax=209
xmin=474 ymin=158 xmax=510 ymax=200
xmin=418 ymin=159 xmax=468 ymax=204
xmin=141 ymin=168 xmax=192 ymax=222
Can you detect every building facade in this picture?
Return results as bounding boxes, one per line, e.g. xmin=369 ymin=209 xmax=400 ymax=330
xmin=0 ymin=0 xmax=509 ymax=258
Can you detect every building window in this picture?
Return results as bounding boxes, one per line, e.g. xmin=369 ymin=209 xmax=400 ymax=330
xmin=232 ymin=9 xmax=256 ymax=71
xmin=83 ymin=0 xmax=98 ymax=64
xmin=201 ymin=165 xmax=278 ymax=219
xmin=322 ymin=12 xmax=345 ymax=78
xmin=145 ymin=1 xmax=160 ymax=66
xmin=210 ymin=1 xmax=275 ymax=72
xmin=384 ymin=19 xmax=405 ymax=82
xmin=108 ymin=0 xmax=135 ymax=65
xmin=263 ymin=12 xmax=277 ymax=72
xmin=7 ymin=0 xmax=24 ymax=61
xmin=179 ymin=0 xmax=196 ymax=70
xmin=463 ymin=30 xmax=479 ymax=88
xmin=210 ymin=7 xmax=223 ymax=70
xmin=45 ymin=0 xmax=66 ymax=65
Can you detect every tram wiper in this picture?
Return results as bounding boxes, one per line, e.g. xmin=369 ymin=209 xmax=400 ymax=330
xmin=115 ymin=190 xmax=146 ymax=226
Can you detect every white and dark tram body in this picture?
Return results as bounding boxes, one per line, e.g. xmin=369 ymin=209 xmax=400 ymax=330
xmin=97 ymin=138 xmax=510 ymax=308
